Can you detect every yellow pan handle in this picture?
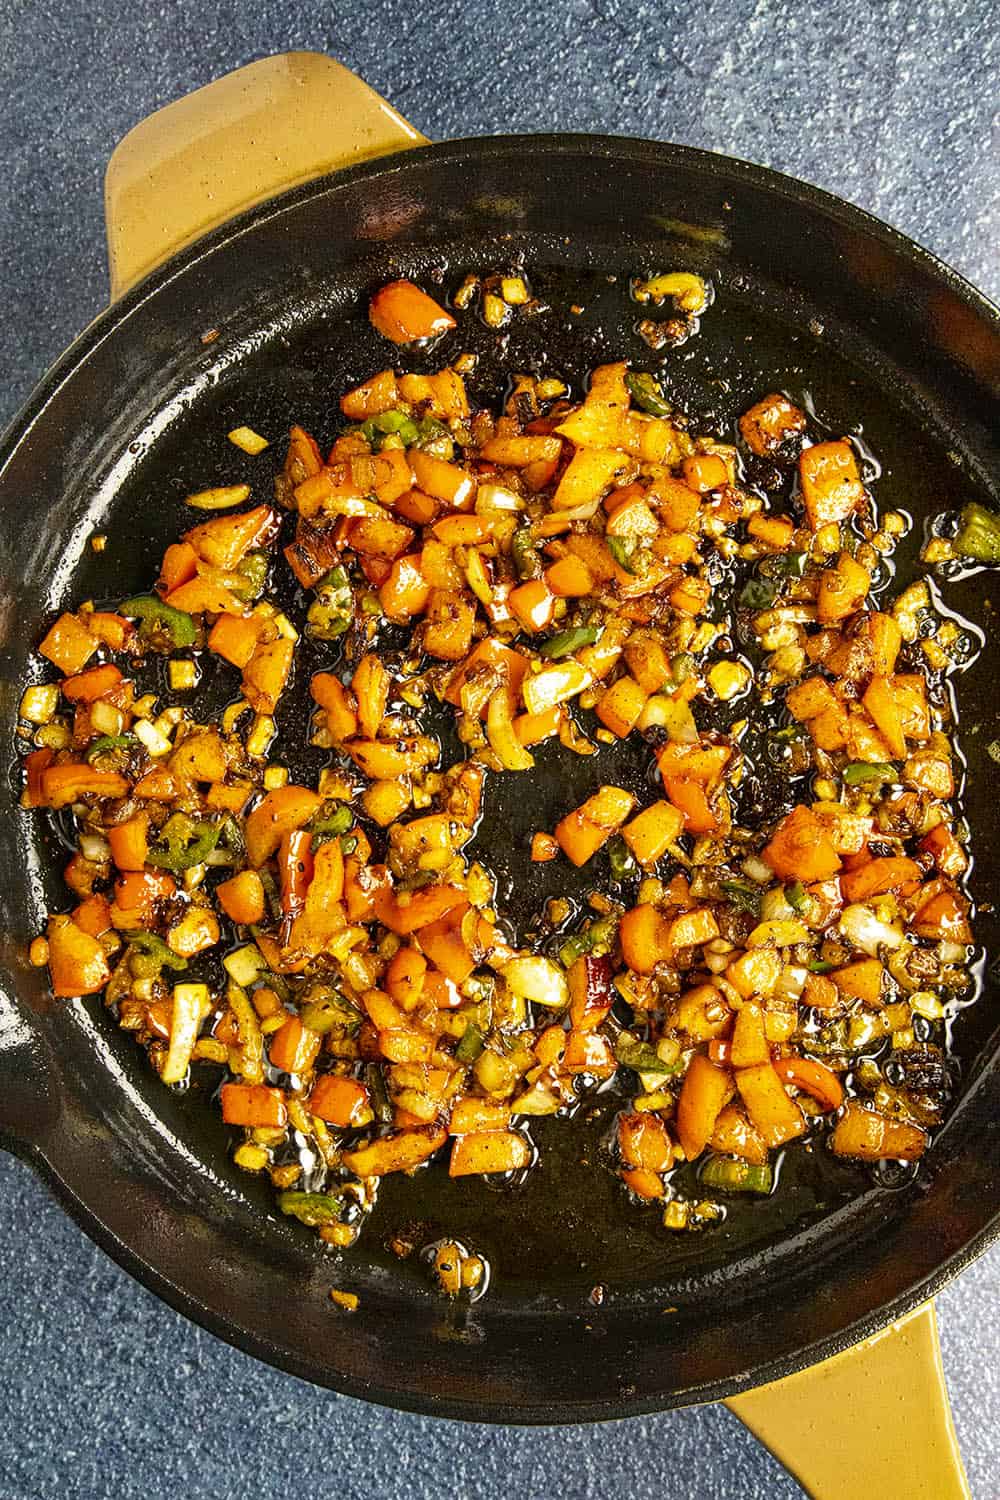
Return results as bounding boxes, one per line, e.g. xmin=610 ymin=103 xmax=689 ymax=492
xmin=104 ymin=51 xmax=426 ymax=299
xmin=726 ymin=1303 xmax=969 ymax=1499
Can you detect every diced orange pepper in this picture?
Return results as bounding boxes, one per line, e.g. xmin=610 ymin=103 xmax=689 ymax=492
xmin=762 ymin=805 xmax=842 ymax=881
xmin=449 ymin=1130 xmax=531 ymax=1176
xmin=417 ymin=908 xmax=476 ymax=986
xmin=621 ymin=801 xmax=684 ymax=866
xmin=621 ymin=1167 xmax=666 ymax=1199
xmin=840 ymin=856 xmax=921 ymax=902
xmin=38 ymin=613 xmax=98 ymax=675
xmin=736 ymin=1062 xmax=806 ymax=1148
xmin=60 ymin=663 xmax=123 ymax=703
xmin=393 ymin=489 xmax=439 ymax=527
xmin=746 ymin=514 xmax=795 ymax=550
xmin=830 ymin=1102 xmax=926 ymax=1160
xmin=676 ymin=1054 xmax=732 ymax=1160
xmin=509 ymin=578 xmax=556 ymax=633
xmin=773 ymin=1055 xmax=844 ymax=1112
xmin=666 ymin=906 xmax=720 ymax=954
xmin=46 ymin=913 xmax=111 ymax=997
xmin=243 ymin=785 xmax=321 ymax=866
xmin=86 ymin=612 xmax=132 ymax=650
xmin=816 ymin=551 xmax=871 ymax=624
xmin=220 ymin=1082 xmax=287 ymax=1127
xmin=108 ymin=814 xmax=149 ymax=872
xmin=158 ymin=540 xmax=199 ymax=595
xmin=71 ymin=893 xmax=113 ymax=939
xmin=379 ymin=553 xmax=431 ymax=622
xmin=385 ymin=946 xmax=427 ymax=1010
xmin=596 ymin=676 xmax=648 ymax=738
xmin=682 ymin=453 xmax=728 ymax=492
xmin=567 ymin=954 xmax=614 ymax=1031
xmin=164 ymin=577 xmax=243 ymax=615
xmin=730 ymin=1002 xmax=770 ymax=1068
xmin=445 ymin=637 xmax=528 ymax=710
xmin=269 ymin=1014 xmax=322 ymax=1075
xmin=515 ymin=707 xmax=562 ymax=746
xmin=799 ymin=440 xmax=865 ymax=530
xmin=376 ymin=883 xmax=468 ymax=936
xmin=242 ymin=637 xmax=294 ymax=714
xmin=662 ymin=777 xmax=719 ymax=835
xmin=216 ymin=869 xmax=266 ymax=926
xmin=530 ymin=831 xmax=559 ymax=862
xmin=409 ymin=450 xmax=475 ymax=509
xmin=39 ymin=764 xmax=129 ymax=810
xmin=619 ymin=903 xmax=671 ymax=974
xmin=544 ymin=554 xmax=594 ymax=597
xmin=619 ymin=1112 xmax=674 ymax=1172
xmin=183 ymin=505 xmax=277 ymax=571
xmin=208 ymin=613 xmax=262 ymax=669
xmin=369 ymin=280 xmax=456 ymax=344
xmin=309 ymin=1074 xmax=372 ymax=1127
xmin=340 ymin=368 xmax=400 ymax=419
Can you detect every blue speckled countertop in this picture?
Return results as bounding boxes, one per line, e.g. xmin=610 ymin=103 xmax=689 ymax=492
xmin=1 ymin=4 xmax=998 ymax=1497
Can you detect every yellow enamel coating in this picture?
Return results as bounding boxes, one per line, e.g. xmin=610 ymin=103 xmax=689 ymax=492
xmin=102 ymin=52 xmax=969 ymax=1498
xmin=726 ymin=1303 xmax=969 ymax=1498
xmin=104 ymin=51 xmax=426 ymax=298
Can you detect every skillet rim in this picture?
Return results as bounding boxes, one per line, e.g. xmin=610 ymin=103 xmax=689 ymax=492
xmin=2 ymin=131 xmax=999 ymax=1420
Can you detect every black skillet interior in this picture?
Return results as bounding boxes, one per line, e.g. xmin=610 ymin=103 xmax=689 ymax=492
xmin=1 ymin=137 xmax=999 ymax=1420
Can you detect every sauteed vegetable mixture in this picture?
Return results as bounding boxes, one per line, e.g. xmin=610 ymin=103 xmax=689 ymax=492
xmin=20 ymin=269 xmax=979 ymax=1255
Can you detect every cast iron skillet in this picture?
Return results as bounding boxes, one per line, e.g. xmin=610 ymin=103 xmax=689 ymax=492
xmin=1 ymin=133 xmax=999 ymax=1422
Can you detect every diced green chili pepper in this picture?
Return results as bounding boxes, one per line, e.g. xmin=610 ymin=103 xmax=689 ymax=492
xmin=538 ymin=625 xmax=601 ymax=658
xmin=340 ymin=834 xmax=358 ymax=855
xmin=120 ymin=594 xmax=196 ymax=648
xmin=277 ymin=1191 xmax=344 ymax=1226
xmin=126 ymin=929 xmax=188 ymax=971
xmin=785 ymin=880 xmax=808 ymax=913
xmin=414 ymin=416 xmax=453 ymax=457
xmin=360 ymin=593 xmax=383 ymax=617
xmin=145 ymin=812 xmax=221 ymax=871
xmin=700 ymin=1156 xmax=773 ymax=1194
xmin=85 ymin=733 xmax=136 ymax=763
xmin=607 ymin=536 xmax=638 ymax=573
xmin=558 ymin=913 xmax=618 ymax=968
xmin=670 ymin=651 xmax=695 ymax=684
xmin=218 ymin=815 xmax=245 ymax=859
xmin=456 ymin=1021 xmax=487 ymax=1063
xmin=720 ymin=880 xmax=762 ymax=917
xmin=953 ymin=501 xmax=1000 ymax=563
xmin=614 ymin=1034 xmax=680 ymax=1074
xmin=301 ymin=990 xmax=360 ymax=1035
xmin=310 ymin=805 xmax=353 ymax=842
xmin=764 ymin=550 xmax=807 ymax=579
xmin=842 ymin=762 xmax=898 ymax=785
xmin=232 ymin=549 xmax=268 ymax=602
xmin=607 ymin=835 xmax=637 ymax=883
xmin=307 ymin=565 xmax=353 ymax=641
xmin=456 ymin=1021 xmax=485 ymax=1063
xmin=366 ymin=1063 xmax=393 ymax=1124
xmin=360 ymin=410 xmax=422 ymax=449
xmin=806 ymin=958 xmax=838 ymax=974
xmin=771 ymin=723 xmax=805 ymax=743
xmin=625 ymin=371 xmax=673 ymax=419
xmin=511 ymin=526 xmax=543 ymax=580
xmin=739 ymin=576 xmax=777 ymax=610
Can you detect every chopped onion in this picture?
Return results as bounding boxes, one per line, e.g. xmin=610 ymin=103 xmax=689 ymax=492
xmin=839 ymin=902 xmax=904 ymax=956
xmin=939 ymin=940 xmax=968 ymax=963
xmin=761 ymin=886 xmax=794 ymax=923
xmin=486 ymin=687 xmax=534 ymax=771
xmin=475 ymin=484 xmax=524 ymax=514
xmin=78 ymin=832 xmax=111 ymax=862
xmin=548 ymin=497 xmax=602 ymax=523
xmin=501 ymin=956 xmax=568 ymax=1010
xmin=775 ymin=964 xmax=807 ymax=1000
xmin=742 ymin=855 xmax=773 ymax=885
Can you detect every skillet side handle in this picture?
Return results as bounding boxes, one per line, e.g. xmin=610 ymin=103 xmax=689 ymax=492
xmin=104 ymin=51 xmax=427 ymax=300
xmin=725 ymin=1303 xmax=969 ymax=1500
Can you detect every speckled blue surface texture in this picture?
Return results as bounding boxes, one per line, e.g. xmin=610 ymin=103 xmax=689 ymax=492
xmin=1 ymin=3 xmax=998 ymax=1497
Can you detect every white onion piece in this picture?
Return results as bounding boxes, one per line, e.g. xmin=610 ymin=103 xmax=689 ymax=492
xmin=501 ymin=956 xmax=568 ymax=1009
xmin=78 ymin=832 xmax=111 ymax=862
xmin=839 ymin=903 xmax=904 ymax=956
xmin=775 ymin=965 xmax=808 ymax=999
xmin=761 ymin=886 xmax=795 ymax=923
xmin=742 ymin=855 xmax=773 ymax=885
xmin=475 ymin=484 xmax=524 ymax=514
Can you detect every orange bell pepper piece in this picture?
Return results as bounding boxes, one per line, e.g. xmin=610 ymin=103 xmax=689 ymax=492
xmin=369 ymin=280 xmax=456 ymax=344
xmin=46 ymin=913 xmax=111 ymax=997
